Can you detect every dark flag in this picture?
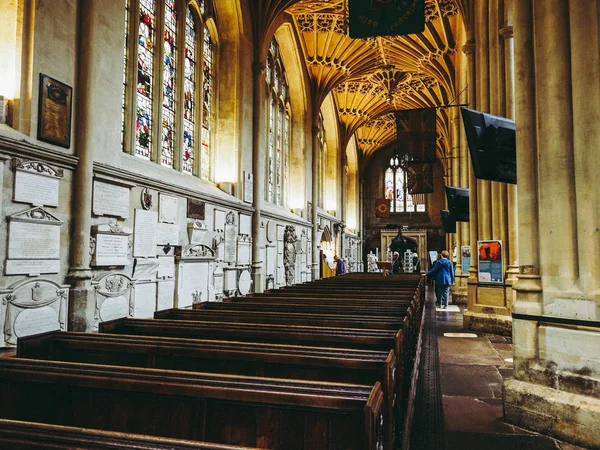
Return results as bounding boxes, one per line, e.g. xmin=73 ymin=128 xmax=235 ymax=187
xmin=375 ymin=198 xmax=391 ymax=218
xmin=395 ymin=108 xmax=437 ymax=162
xmin=406 ymin=162 xmax=434 ymax=194
xmin=348 ymin=0 xmax=425 ymax=39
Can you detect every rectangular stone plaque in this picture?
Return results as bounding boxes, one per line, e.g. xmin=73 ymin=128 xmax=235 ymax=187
xmin=94 ymin=234 xmax=129 ymax=266
xmin=237 ymin=241 xmax=251 ymax=266
xmin=5 ymin=259 xmax=60 ymax=275
xmin=159 ymin=194 xmax=178 ymax=223
xmin=157 ymin=222 xmax=180 ymax=245
xmin=14 ymin=170 xmax=60 ymax=207
xmin=134 ymin=282 xmax=156 ymax=319
xmin=157 ymin=256 xmax=175 ymax=279
xmin=93 ymin=181 xmax=130 ymax=218
xmin=157 ymin=280 xmax=175 ymax=310
xmin=267 ymin=247 xmax=276 ymax=275
xmin=133 ymin=258 xmax=160 ymax=281
xmin=214 ymin=209 xmax=226 ymax=232
xmin=187 ymin=198 xmax=205 ymax=220
xmin=243 ymin=171 xmax=253 ymax=204
xmin=239 ymin=214 xmax=252 ymax=235
xmin=224 ymin=224 xmax=237 ymax=264
xmin=133 ymin=209 xmax=158 ymax=258
xmin=277 ymin=225 xmax=284 ymax=241
xmin=8 ymin=221 xmax=60 ymax=259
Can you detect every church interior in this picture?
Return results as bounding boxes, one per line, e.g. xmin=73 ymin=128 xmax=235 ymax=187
xmin=0 ymin=0 xmax=598 ymax=448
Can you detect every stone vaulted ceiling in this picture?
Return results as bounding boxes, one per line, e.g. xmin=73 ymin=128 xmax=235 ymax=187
xmin=281 ymin=0 xmax=463 ymax=162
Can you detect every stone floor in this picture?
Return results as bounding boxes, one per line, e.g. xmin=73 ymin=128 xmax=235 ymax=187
xmin=436 ymin=289 xmax=586 ymax=450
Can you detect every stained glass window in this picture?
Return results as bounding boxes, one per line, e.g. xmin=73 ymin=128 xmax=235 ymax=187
xmin=160 ymin=0 xmax=177 ymax=167
xmin=201 ymin=24 xmax=213 ymax=180
xmin=385 ymin=160 xmax=426 ymax=213
xmin=136 ymin=0 xmax=156 ymax=159
xmin=182 ymin=6 xmax=196 ymax=174
xmin=265 ymin=37 xmax=291 ymax=206
xmin=121 ymin=0 xmax=129 ymax=150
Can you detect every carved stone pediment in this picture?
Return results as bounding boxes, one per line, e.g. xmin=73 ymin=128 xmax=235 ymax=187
xmin=92 ymin=272 xmax=136 ymax=331
xmin=178 ymin=243 xmax=216 ymax=260
xmin=12 ymin=158 xmax=64 ymax=178
xmin=8 ymin=206 xmax=64 ymax=225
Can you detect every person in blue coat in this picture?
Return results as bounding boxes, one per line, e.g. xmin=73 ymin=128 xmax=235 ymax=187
xmin=427 ymin=250 xmax=454 ymax=308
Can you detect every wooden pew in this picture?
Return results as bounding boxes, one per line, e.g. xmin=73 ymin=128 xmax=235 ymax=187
xmin=0 ymin=358 xmax=385 ymax=450
xmin=155 ymin=308 xmax=404 ymax=330
xmin=0 ymin=419 xmax=261 ymax=450
xmin=17 ymin=331 xmax=397 ymax=449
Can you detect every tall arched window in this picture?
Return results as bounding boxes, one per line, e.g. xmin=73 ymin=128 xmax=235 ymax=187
xmin=317 ymin=113 xmax=326 ymax=208
xmin=385 ymin=155 xmax=426 ymax=213
xmin=265 ymin=37 xmax=291 ymax=206
xmin=122 ymin=0 xmax=217 ymax=180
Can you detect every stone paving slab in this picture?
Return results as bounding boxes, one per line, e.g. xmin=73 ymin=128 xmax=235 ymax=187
xmin=441 ymin=363 xmax=503 ymax=398
xmin=439 ymin=336 xmax=505 ymax=365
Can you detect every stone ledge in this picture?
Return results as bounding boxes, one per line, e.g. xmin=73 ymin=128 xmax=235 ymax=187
xmin=504 ymin=378 xmax=600 ymax=449
xmin=464 ymin=310 xmax=512 ymax=336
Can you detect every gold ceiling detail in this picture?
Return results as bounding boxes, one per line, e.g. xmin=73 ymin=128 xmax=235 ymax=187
xmin=283 ymin=0 xmax=461 ymax=160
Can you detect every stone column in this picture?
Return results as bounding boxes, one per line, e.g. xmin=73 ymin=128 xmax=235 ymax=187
xmin=505 ymin=2 xmax=600 ymax=448
xmin=251 ymin=61 xmax=266 ymax=293
xmin=311 ymin=123 xmax=320 ymax=280
xmin=67 ymin=0 xmax=98 ymax=332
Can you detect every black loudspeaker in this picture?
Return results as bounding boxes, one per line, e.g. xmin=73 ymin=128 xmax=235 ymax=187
xmin=440 ymin=210 xmax=457 ymax=233
xmin=460 ymin=107 xmax=516 ymax=184
xmin=445 ymin=186 xmax=470 ymax=222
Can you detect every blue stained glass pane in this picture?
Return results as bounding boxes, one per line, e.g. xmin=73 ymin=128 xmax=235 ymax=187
xmin=201 ymin=25 xmax=213 ymax=179
xmin=183 ymin=7 xmax=196 ymax=174
xmin=136 ymin=0 xmax=156 ymax=159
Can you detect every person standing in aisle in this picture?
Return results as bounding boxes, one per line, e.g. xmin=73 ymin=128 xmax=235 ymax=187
xmin=426 ymin=250 xmax=454 ymax=308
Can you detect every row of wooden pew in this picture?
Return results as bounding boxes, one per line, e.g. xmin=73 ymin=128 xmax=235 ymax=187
xmin=0 ymin=273 xmax=425 ymax=450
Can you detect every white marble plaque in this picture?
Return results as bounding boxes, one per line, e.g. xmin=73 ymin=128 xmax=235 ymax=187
xmin=214 ymin=209 xmax=226 ymax=232
xmin=133 ymin=209 xmax=158 ymax=257
xmin=178 ymin=262 xmax=209 ymax=307
xmin=157 ymin=222 xmax=180 ymax=245
xmin=224 ymin=269 xmax=237 ymax=292
xmin=133 ymin=258 xmax=160 ymax=281
xmin=158 ymin=256 xmax=175 ymax=279
xmin=14 ymin=171 xmax=59 ymax=207
xmin=277 ymin=225 xmax=284 ymax=241
xmin=213 ymin=270 xmax=224 ymax=296
xmin=157 ymin=280 xmax=175 ymax=310
xmin=13 ymin=307 xmax=60 ymax=338
xmin=237 ymin=241 xmax=251 ymax=266
xmin=267 ymin=247 xmax=276 ymax=274
xmin=8 ymin=221 xmax=60 ymax=259
xmin=243 ymin=171 xmax=253 ymax=204
xmin=99 ymin=295 xmax=129 ymax=322
xmin=134 ymin=282 xmax=156 ymax=318
xmin=93 ymin=181 xmax=130 ymax=218
xmin=239 ymin=214 xmax=252 ymax=235
xmin=5 ymin=259 xmax=60 ymax=275
xmin=224 ymin=224 xmax=237 ymax=263
xmin=159 ymin=194 xmax=178 ymax=223
xmin=94 ymin=234 xmax=129 ymax=266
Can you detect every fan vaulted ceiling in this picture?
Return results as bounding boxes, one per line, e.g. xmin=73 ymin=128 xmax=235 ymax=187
xmin=252 ymin=0 xmax=465 ymax=162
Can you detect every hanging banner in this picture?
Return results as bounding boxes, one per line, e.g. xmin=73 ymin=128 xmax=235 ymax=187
xmin=406 ymin=162 xmax=434 ymax=194
xmin=478 ymin=240 xmax=503 ymax=283
xmin=395 ymin=108 xmax=437 ymax=162
xmin=348 ymin=0 xmax=425 ymax=39
xmin=375 ymin=198 xmax=391 ymax=218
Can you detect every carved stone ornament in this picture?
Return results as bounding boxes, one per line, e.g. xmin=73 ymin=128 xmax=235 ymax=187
xmin=92 ymin=272 xmax=136 ymax=331
xmin=0 ymin=278 xmax=70 ymax=347
xmin=11 ymin=158 xmax=64 ymax=178
xmin=9 ymin=206 xmax=64 ymax=225
xmin=180 ymin=243 xmax=216 ymax=259
xmin=225 ymin=211 xmax=236 ymax=225
xmin=283 ymin=225 xmax=298 ymax=287
xmin=140 ymin=187 xmax=153 ymax=210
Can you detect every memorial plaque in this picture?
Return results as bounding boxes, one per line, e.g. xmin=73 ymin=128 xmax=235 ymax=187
xmin=214 ymin=209 xmax=226 ymax=232
xmin=8 ymin=221 xmax=60 ymax=259
xmin=157 ymin=280 xmax=175 ymax=310
xmin=5 ymin=259 xmax=60 ymax=275
xmin=14 ymin=170 xmax=60 ymax=207
xmin=99 ymin=295 xmax=129 ymax=322
xmin=13 ymin=307 xmax=60 ymax=338
xmin=277 ymin=225 xmax=285 ymax=241
xmin=158 ymin=256 xmax=175 ymax=279
xmin=133 ymin=258 xmax=160 ymax=281
xmin=267 ymin=247 xmax=276 ymax=274
xmin=213 ymin=268 xmax=224 ymax=296
xmin=239 ymin=214 xmax=252 ymax=235
xmin=93 ymin=181 xmax=130 ymax=218
xmin=94 ymin=234 xmax=129 ymax=266
xmin=224 ymin=224 xmax=237 ymax=264
xmin=159 ymin=194 xmax=178 ymax=223
xmin=243 ymin=171 xmax=253 ymax=204
xmin=237 ymin=241 xmax=251 ymax=266
xmin=133 ymin=209 xmax=158 ymax=257
xmin=157 ymin=222 xmax=180 ymax=245
xmin=187 ymin=198 xmax=205 ymax=220
xmin=134 ymin=282 xmax=156 ymax=319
